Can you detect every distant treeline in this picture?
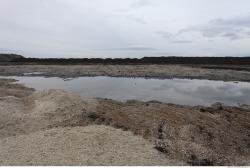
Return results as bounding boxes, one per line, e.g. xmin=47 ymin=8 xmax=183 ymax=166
xmin=1 ymin=54 xmax=250 ymax=65
xmin=10 ymin=56 xmax=250 ymax=65
xmin=0 ymin=54 xmax=24 ymax=62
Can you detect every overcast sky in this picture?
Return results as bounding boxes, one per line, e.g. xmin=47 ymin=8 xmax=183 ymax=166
xmin=0 ymin=0 xmax=250 ymax=58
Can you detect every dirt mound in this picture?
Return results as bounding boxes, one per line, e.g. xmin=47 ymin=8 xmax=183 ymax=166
xmin=0 ymin=125 xmax=179 ymax=166
xmin=82 ymin=99 xmax=250 ymax=165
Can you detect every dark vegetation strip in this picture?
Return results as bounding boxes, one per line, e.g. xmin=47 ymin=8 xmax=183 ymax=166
xmin=1 ymin=54 xmax=250 ymax=65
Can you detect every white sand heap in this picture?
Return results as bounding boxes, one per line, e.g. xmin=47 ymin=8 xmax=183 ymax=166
xmin=0 ymin=125 xmax=176 ymax=166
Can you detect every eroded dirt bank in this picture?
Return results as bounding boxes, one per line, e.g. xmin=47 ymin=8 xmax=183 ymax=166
xmin=0 ymin=78 xmax=249 ymax=165
xmin=1 ymin=64 xmax=250 ymax=81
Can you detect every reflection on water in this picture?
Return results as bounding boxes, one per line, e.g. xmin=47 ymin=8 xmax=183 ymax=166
xmin=4 ymin=76 xmax=250 ymax=106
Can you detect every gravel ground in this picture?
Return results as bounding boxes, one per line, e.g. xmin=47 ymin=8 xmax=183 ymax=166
xmin=1 ymin=64 xmax=250 ymax=81
xmin=0 ymin=125 xmax=180 ymax=166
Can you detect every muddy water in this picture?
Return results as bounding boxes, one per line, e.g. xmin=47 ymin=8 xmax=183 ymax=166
xmin=4 ymin=76 xmax=250 ymax=106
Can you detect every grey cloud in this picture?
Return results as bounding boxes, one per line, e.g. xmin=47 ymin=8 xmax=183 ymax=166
xmin=172 ymin=40 xmax=193 ymax=43
xmin=155 ymin=31 xmax=192 ymax=43
xmin=222 ymin=33 xmax=241 ymax=40
xmin=108 ymin=13 xmax=146 ymax=24
xmin=155 ymin=31 xmax=173 ymax=39
xmin=179 ymin=15 xmax=250 ymax=40
xmin=96 ymin=47 xmax=157 ymax=51
xmin=130 ymin=0 xmax=153 ymax=8
xmin=203 ymin=47 xmax=216 ymax=51
xmin=209 ymin=16 xmax=250 ymax=27
xmin=126 ymin=15 xmax=147 ymax=24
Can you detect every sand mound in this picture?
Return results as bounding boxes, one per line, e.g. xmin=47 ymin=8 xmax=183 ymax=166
xmin=0 ymin=89 xmax=180 ymax=165
xmin=0 ymin=89 xmax=97 ymax=138
xmin=0 ymin=125 xmax=176 ymax=166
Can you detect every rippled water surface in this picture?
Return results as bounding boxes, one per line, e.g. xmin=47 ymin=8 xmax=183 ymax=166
xmin=4 ymin=76 xmax=250 ymax=106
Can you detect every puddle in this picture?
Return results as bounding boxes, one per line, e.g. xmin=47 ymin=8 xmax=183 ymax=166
xmin=3 ymin=76 xmax=250 ymax=106
xmin=23 ymin=72 xmax=47 ymax=76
